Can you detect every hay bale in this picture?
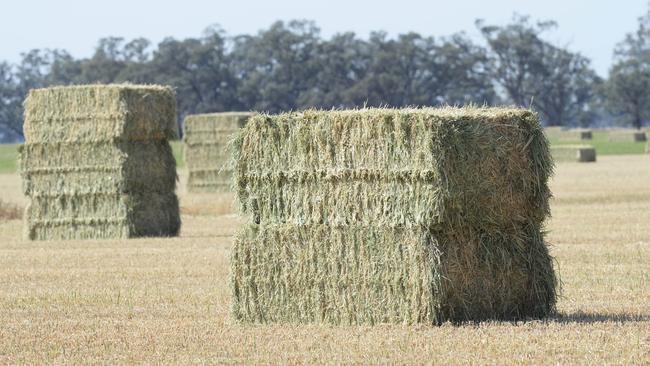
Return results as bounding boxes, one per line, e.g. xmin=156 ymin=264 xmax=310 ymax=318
xmin=551 ymin=145 xmax=597 ymax=163
xmin=543 ymin=126 xmax=566 ymax=139
xmin=183 ymin=112 xmax=254 ymax=193
xmin=608 ymin=130 xmax=647 ymax=142
xmin=549 ymin=128 xmax=592 ymax=141
xmin=231 ymin=107 xmax=557 ymax=325
xmin=19 ymin=84 xmax=180 ymax=240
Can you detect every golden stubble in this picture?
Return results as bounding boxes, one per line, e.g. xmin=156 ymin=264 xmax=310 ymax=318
xmin=0 ymin=155 xmax=649 ymax=364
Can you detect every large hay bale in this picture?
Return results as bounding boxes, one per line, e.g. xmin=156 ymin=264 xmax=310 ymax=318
xmin=183 ymin=112 xmax=254 ymax=193
xmin=231 ymin=107 xmax=557 ymax=325
xmin=19 ymin=84 xmax=180 ymax=240
xmin=608 ymin=130 xmax=647 ymax=142
xmin=551 ymin=145 xmax=597 ymax=163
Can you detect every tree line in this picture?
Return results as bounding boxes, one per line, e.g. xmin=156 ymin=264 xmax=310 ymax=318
xmin=2 ymin=11 xmax=650 ymax=141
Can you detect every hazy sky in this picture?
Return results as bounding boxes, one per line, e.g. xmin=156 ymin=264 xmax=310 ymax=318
xmin=1 ymin=0 xmax=647 ymax=76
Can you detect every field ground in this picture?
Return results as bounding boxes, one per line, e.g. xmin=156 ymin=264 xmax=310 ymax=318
xmin=0 ymin=143 xmax=18 ymax=174
xmin=0 ymin=156 xmax=649 ymax=364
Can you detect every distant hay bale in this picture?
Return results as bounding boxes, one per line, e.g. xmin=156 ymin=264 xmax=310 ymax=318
xmin=231 ymin=107 xmax=557 ymax=325
xmin=567 ymin=129 xmax=592 ymax=140
xmin=543 ymin=126 xmax=566 ymax=139
xmin=551 ymin=145 xmax=597 ymax=163
xmin=544 ymin=126 xmax=594 ymax=140
xmin=608 ymin=130 xmax=647 ymax=142
xmin=577 ymin=129 xmax=592 ymax=140
xmin=550 ymin=128 xmax=592 ymax=141
xmin=19 ymin=84 xmax=180 ymax=240
xmin=183 ymin=112 xmax=254 ymax=193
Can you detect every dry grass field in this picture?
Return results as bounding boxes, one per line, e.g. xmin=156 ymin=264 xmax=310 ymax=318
xmin=0 ymin=155 xmax=649 ymax=364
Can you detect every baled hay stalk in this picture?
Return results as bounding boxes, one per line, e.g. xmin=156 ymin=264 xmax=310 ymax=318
xmin=19 ymin=84 xmax=180 ymax=241
xmin=183 ymin=112 xmax=254 ymax=193
xmin=608 ymin=130 xmax=647 ymax=142
xmin=231 ymin=107 xmax=557 ymax=325
xmin=232 ymin=223 xmax=554 ymax=324
xmin=550 ymin=145 xmax=597 ymax=163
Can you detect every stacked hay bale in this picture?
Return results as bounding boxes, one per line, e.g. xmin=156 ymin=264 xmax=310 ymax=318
xmin=608 ymin=130 xmax=647 ymax=142
xmin=551 ymin=145 xmax=597 ymax=162
xmin=231 ymin=107 xmax=557 ymax=325
xmin=183 ymin=112 xmax=254 ymax=193
xmin=19 ymin=84 xmax=180 ymax=240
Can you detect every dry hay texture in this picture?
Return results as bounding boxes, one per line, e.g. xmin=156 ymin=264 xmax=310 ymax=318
xmin=608 ymin=130 xmax=647 ymax=142
xmin=231 ymin=107 xmax=557 ymax=325
xmin=183 ymin=112 xmax=254 ymax=193
xmin=551 ymin=145 xmax=597 ymax=163
xmin=19 ymin=84 xmax=180 ymax=240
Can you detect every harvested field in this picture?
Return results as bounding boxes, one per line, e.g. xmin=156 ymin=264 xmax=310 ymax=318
xmin=0 ymin=155 xmax=649 ymax=364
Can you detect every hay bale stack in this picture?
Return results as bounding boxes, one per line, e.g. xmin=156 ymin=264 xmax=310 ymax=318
xmin=551 ymin=145 xmax=597 ymax=163
xmin=183 ymin=112 xmax=254 ymax=192
xmin=231 ymin=107 xmax=557 ymax=325
xmin=19 ymin=84 xmax=180 ymax=240
xmin=608 ymin=130 xmax=647 ymax=142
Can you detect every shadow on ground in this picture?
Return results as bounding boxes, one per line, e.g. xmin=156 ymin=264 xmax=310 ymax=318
xmin=550 ymin=311 xmax=650 ymax=324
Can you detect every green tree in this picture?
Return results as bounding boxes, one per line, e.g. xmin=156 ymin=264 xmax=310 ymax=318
xmin=298 ymin=32 xmax=371 ymax=108
xmin=604 ymin=59 xmax=650 ymax=129
xmin=531 ymin=46 xmax=600 ymax=127
xmin=231 ymin=20 xmax=320 ymax=112
xmin=150 ymin=26 xmax=238 ymax=120
xmin=0 ymin=62 xmax=21 ymax=137
xmin=478 ymin=15 xmax=598 ymax=126
xmin=603 ymin=5 xmax=650 ymax=129
xmin=347 ymin=32 xmax=495 ymax=107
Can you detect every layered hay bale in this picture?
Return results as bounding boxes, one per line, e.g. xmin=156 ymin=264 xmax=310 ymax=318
xmin=183 ymin=112 xmax=254 ymax=192
xmin=231 ymin=107 xmax=557 ymax=325
xmin=551 ymin=145 xmax=597 ymax=163
xmin=608 ymin=130 xmax=647 ymax=142
xmin=20 ymin=84 xmax=180 ymax=240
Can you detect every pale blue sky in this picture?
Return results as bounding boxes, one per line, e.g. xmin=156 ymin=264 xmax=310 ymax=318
xmin=1 ymin=0 xmax=647 ymax=76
